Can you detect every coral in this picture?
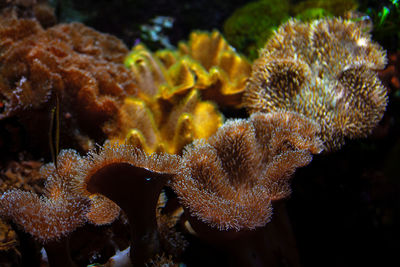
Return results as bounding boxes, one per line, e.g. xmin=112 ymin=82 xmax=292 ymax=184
xmin=172 ymin=111 xmax=322 ymax=232
xmin=0 ymin=142 xmax=185 ymax=266
xmin=0 ymin=16 xmax=136 ymax=153
xmin=0 ymin=0 xmax=56 ymax=28
xmin=41 ymin=149 xmax=120 ymax=226
xmin=110 ymin=31 xmax=251 ymax=153
xmin=244 ymin=18 xmax=388 ymax=151
xmin=108 ymin=43 xmax=225 ymax=154
xmin=223 ymin=0 xmax=290 ymax=60
xmin=0 ymin=150 xmax=91 ymax=243
xmin=71 ymin=141 xmax=181 ymax=265
xmin=126 ymin=31 xmax=251 ymax=108
xmin=106 ymin=90 xmax=223 ymax=155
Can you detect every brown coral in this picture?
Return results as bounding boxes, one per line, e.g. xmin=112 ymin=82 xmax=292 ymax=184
xmin=244 ymin=18 xmax=388 ymax=151
xmin=0 ymin=16 xmax=136 ymax=153
xmin=71 ymin=141 xmax=181 ymax=266
xmin=0 ymin=150 xmax=91 ymax=243
xmin=172 ymin=111 xmax=322 ymax=231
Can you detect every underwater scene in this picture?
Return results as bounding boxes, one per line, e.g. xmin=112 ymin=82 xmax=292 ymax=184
xmin=0 ymin=0 xmax=399 ymax=266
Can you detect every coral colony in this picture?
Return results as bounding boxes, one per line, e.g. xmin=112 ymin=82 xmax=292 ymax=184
xmin=0 ymin=3 xmax=389 ymax=267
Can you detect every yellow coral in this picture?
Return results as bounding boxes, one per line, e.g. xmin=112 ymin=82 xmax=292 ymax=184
xmin=112 ymin=37 xmax=233 ymax=154
xmin=126 ymin=31 xmax=251 ymax=108
xmin=106 ymin=89 xmax=223 ymax=155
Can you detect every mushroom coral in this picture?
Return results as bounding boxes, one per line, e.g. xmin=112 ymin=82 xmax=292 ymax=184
xmin=0 ymin=142 xmax=184 ymax=266
xmin=0 ymin=150 xmax=91 ymax=267
xmin=244 ymin=18 xmax=388 ymax=151
xmin=172 ymin=111 xmax=322 ymax=231
xmin=71 ymin=142 xmax=181 ymax=266
xmin=170 ymin=111 xmax=322 ymax=266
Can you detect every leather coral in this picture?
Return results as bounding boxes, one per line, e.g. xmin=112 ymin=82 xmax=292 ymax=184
xmin=244 ymin=18 xmax=388 ymax=151
xmin=107 ymin=43 xmax=224 ymax=155
xmin=172 ymin=111 xmax=323 ymax=232
xmin=0 ymin=15 xmax=136 ymax=152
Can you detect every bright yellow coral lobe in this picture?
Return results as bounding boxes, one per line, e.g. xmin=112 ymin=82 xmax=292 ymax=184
xmin=125 ymin=30 xmax=251 ymax=108
xmin=113 ymin=32 xmax=253 ymax=154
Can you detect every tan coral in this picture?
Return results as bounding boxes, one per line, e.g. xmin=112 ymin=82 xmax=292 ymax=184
xmin=0 ymin=176 xmax=90 ymax=243
xmin=71 ymin=141 xmax=181 ymax=265
xmin=172 ymin=111 xmax=322 ymax=231
xmin=244 ymin=18 xmax=388 ymax=151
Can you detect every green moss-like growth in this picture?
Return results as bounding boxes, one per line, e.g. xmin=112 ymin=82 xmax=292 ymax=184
xmin=292 ymin=0 xmax=358 ymax=17
xmin=223 ymin=0 xmax=290 ymax=60
xmin=295 ymin=8 xmax=333 ymax=21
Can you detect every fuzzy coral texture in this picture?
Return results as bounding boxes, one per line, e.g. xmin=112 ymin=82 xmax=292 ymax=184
xmin=0 ymin=11 xmax=393 ymax=267
xmin=244 ymin=18 xmax=388 ymax=151
xmin=173 ymin=111 xmax=322 ymax=231
xmin=0 ymin=15 xmax=136 ymax=151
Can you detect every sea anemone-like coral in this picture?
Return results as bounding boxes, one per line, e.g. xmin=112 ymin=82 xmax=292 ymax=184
xmin=0 ymin=15 xmax=136 ymax=153
xmin=244 ymin=18 xmax=388 ymax=151
xmin=0 ymin=151 xmax=90 ymax=244
xmin=106 ymin=90 xmax=223 ymax=155
xmin=0 ymin=150 xmax=91 ymax=267
xmin=126 ymin=31 xmax=252 ymax=108
xmin=172 ymin=111 xmax=322 ymax=232
xmin=108 ymin=43 xmax=225 ymax=154
xmin=71 ymin=141 xmax=181 ymax=265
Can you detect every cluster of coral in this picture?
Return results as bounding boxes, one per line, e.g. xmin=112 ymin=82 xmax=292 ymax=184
xmin=0 ymin=2 xmax=391 ymax=267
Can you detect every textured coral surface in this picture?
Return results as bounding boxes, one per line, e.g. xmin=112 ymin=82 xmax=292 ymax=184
xmin=0 ymin=1 xmax=399 ymax=267
xmin=244 ymin=18 xmax=388 ymax=151
xmin=0 ymin=15 xmax=136 ymax=153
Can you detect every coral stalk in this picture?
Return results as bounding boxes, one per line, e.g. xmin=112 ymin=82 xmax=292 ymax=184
xmin=72 ymin=142 xmax=181 ymax=265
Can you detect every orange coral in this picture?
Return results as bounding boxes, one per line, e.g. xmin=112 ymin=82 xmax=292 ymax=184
xmin=172 ymin=111 xmax=322 ymax=231
xmin=244 ymin=18 xmax=388 ymax=151
xmin=0 ymin=16 xmax=136 ymax=152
